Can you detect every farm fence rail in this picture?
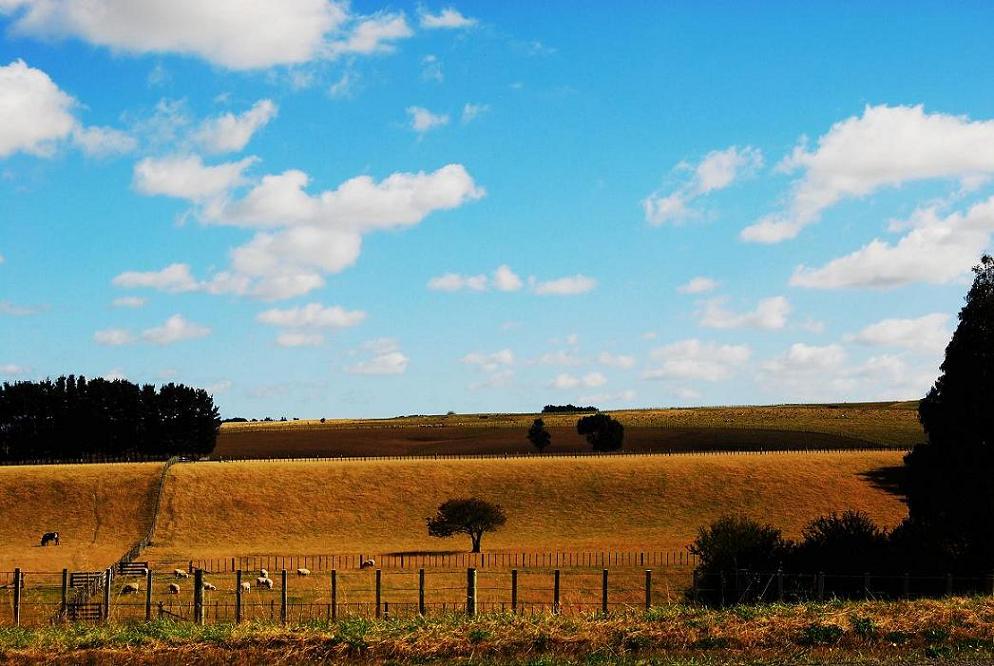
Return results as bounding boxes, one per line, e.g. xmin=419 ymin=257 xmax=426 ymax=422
xmin=4 ymin=566 xmax=994 ymax=627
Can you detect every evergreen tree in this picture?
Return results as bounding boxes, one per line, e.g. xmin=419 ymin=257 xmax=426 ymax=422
xmin=905 ymin=255 xmax=994 ymax=571
xmin=527 ymin=418 xmax=552 ymax=452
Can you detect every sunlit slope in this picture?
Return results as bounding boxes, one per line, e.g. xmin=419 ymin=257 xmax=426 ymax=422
xmin=216 ymin=403 xmax=923 ymax=458
xmin=149 ymin=451 xmax=907 ymax=563
xmin=0 ymin=463 xmax=162 ymax=570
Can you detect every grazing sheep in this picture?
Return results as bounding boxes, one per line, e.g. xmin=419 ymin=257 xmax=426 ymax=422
xmin=122 ymin=583 xmax=141 ymax=595
xmin=202 ymin=582 xmax=217 ymax=592
xmin=40 ymin=531 xmax=60 ymax=547
xmin=240 ymin=582 xmax=251 ymax=593
xmin=173 ymin=569 xmax=189 ymax=579
xmin=260 ymin=568 xmax=269 ymax=579
xmin=168 ymin=583 xmax=180 ymax=594
xmin=359 ymin=557 xmax=375 ymax=569
xmin=296 ymin=568 xmax=310 ymax=576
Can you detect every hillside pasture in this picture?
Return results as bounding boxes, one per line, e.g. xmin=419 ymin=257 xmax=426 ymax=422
xmin=215 ymin=403 xmax=923 ymax=459
xmin=146 ymin=451 xmax=908 ymax=567
xmin=0 ymin=463 xmax=162 ymax=571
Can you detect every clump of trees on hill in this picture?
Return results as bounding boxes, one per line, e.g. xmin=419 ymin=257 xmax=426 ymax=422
xmin=0 ymin=376 xmax=220 ymax=461
xmin=542 ymin=404 xmax=598 ymax=414
xmin=577 ymin=413 xmax=625 ymax=451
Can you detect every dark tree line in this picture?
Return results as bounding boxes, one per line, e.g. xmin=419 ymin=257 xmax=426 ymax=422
xmin=0 ymin=376 xmax=220 ymax=461
xmin=541 ymin=404 xmax=598 ymax=414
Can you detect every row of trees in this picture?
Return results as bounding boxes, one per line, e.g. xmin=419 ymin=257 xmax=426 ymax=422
xmin=0 ymin=376 xmax=220 ymax=461
xmin=527 ymin=413 xmax=625 ymax=452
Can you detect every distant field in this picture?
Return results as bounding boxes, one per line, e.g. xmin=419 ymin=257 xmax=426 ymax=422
xmin=0 ymin=463 xmax=161 ymax=571
xmin=146 ymin=450 xmax=908 ymax=567
xmin=215 ymin=402 xmax=923 ymax=459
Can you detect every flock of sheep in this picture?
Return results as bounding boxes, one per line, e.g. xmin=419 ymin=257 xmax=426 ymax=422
xmin=119 ymin=558 xmax=376 ymax=596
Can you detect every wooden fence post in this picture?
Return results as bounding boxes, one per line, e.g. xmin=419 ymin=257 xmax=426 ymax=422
xmin=777 ymin=568 xmax=784 ymax=601
xmin=60 ymin=569 xmax=68 ymax=618
xmin=103 ymin=568 xmax=112 ymax=622
xmin=145 ymin=570 xmax=153 ymax=622
xmin=331 ymin=570 xmax=337 ymax=621
xmin=644 ymin=570 xmax=652 ymax=610
xmin=418 ymin=569 xmax=425 ymax=616
xmin=863 ymin=572 xmax=871 ymax=599
xmin=466 ymin=568 xmax=477 ymax=617
xmin=12 ymin=569 xmax=21 ymax=627
xmin=602 ymin=569 xmax=608 ymax=614
xmin=511 ymin=569 xmax=518 ymax=613
xmin=553 ymin=569 xmax=561 ymax=614
xmin=235 ymin=571 xmax=242 ymax=624
xmin=194 ymin=569 xmax=204 ymax=625
xmin=280 ymin=570 xmax=288 ymax=624
xmin=946 ymin=573 xmax=953 ymax=596
xmin=375 ymin=569 xmax=382 ymax=619
xmin=817 ymin=572 xmax=825 ymax=601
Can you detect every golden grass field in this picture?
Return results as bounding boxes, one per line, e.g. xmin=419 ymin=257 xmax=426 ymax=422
xmin=0 ymin=463 xmax=161 ymax=571
xmin=216 ymin=402 xmax=924 ymax=458
xmin=145 ymin=451 xmax=908 ymax=566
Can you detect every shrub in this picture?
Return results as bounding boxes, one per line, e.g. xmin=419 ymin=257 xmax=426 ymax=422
xmin=793 ymin=510 xmax=889 ymax=574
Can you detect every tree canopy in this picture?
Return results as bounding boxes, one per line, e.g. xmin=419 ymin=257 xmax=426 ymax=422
xmin=426 ymin=497 xmax=507 ymax=553
xmin=576 ymin=413 xmax=624 ymax=452
xmin=0 ymin=376 xmax=221 ymax=461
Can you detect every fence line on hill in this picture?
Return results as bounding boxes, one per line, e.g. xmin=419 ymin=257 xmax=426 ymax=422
xmin=188 ymin=549 xmax=700 ymax=574
xmin=211 ymin=446 xmax=907 ymax=465
xmin=3 ymin=565 xmax=993 ymax=628
xmin=0 ymin=453 xmax=173 ymax=467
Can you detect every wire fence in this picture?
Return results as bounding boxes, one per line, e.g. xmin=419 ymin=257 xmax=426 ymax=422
xmin=189 ymin=549 xmax=698 ymax=573
xmin=209 ymin=447 xmax=906 ymax=464
xmin=6 ymin=565 xmax=993 ymax=627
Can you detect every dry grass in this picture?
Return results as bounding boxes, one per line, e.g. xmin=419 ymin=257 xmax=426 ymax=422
xmin=0 ymin=463 xmax=162 ymax=571
xmin=3 ymin=596 xmax=994 ymax=664
xmin=146 ymin=451 xmax=907 ymax=566
xmin=216 ymin=403 xmax=923 ymax=458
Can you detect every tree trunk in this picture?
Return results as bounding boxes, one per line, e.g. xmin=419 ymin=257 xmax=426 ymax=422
xmin=471 ymin=533 xmax=482 ymax=553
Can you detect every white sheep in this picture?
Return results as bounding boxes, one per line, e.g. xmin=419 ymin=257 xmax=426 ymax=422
xmin=202 ymin=582 xmax=217 ymax=592
xmin=240 ymin=582 xmax=251 ymax=593
xmin=296 ymin=568 xmax=310 ymax=576
xmin=260 ymin=568 xmax=269 ymax=579
xmin=256 ymin=577 xmax=274 ymax=590
xmin=168 ymin=583 xmax=180 ymax=594
xmin=359 ymin=557 xmax=375 ymax=569
xmin=121 ymin=582 xmax=141 ymax=595
xmin=173 ymin=569 xmax=189 ymax=579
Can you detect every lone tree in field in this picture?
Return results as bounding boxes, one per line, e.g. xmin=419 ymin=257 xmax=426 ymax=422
xmin=905 ymin=255 xmax=994 ymax=571
xmin=527 ymin=418 xmax=552 ymax=452
xmin=576 ymin=413 xmax=624 ymax=452
xmin=426 ymin=498 xmax=507 ymax=553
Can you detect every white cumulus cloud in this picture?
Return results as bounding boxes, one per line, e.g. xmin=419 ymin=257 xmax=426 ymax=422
xmin=643 ymin=339 xmax=751 ymax=382
xmin=419 ymin=7 xmax=476 ymax=29
xmin=531 ymin=274 xmax=597 ymax=296
xmin=407 ymin=106 xmax=449 ymax=134
xmin=643 ymin=146 xmax=762 ymax=225
xmin=847 ymin=313 xmax=951 ymax=355
xmin=698 ymin=296 xmax=791 ymax=330
xmin=677 ymin=276 xmax=719 ymax=294
xmin=141 ymin=314 xmax=210 ymax=345
xmin=193 ymin=99 xmax=278 ymax=154
xmin=257 ymin=303 xmax=366 ymax=329
xmin=743 ymin=104 xmax=994 ymax=243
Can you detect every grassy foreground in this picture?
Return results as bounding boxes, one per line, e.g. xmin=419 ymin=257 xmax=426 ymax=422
xmin=3 ymin=598 xmax=994 ymax=664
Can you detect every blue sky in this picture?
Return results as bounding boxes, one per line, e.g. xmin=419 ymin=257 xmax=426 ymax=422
xmin=2 ymin=1 xmax=994 ymax=418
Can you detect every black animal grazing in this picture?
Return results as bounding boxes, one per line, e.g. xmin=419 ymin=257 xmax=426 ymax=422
xmin=40 ymin=531 xmax=60 ymax=546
